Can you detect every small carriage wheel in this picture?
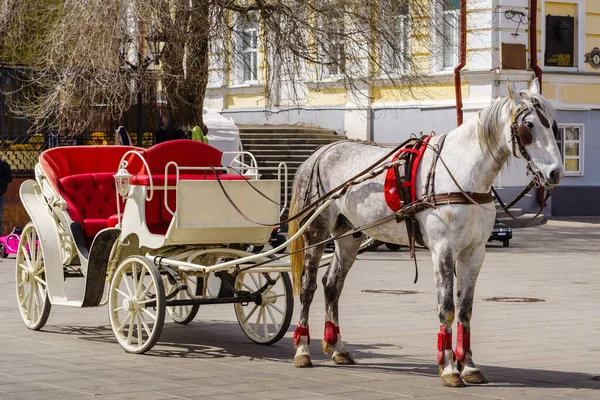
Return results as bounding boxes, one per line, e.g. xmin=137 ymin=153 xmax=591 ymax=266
xmin=15 ymin=223 xmax=51 ymax=330
xmin=234 ymin=271 xmax=293 ymax=345
xmin=0 ymin=243 xmax=7 ymax=258
xmin=108 ymin=256 xmax=165 ymax=354
xmin=163 ymin=273 xmax=201 ymax=324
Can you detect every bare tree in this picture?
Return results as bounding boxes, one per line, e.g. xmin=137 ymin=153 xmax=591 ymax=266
xmin=0 ymin=0 xmax=465 ymax=134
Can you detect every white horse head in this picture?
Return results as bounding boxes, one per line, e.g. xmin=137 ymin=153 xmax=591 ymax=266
xmin=506 ymin=79 xmax=564 ymax=186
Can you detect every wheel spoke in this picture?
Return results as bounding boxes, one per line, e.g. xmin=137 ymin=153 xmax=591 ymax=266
xmin=267 ymin=302 xmax=285 ymax=316
xmin=115 ymin=288 xmax=129 ymax=299
xmin=132 ymin=264 xmax=138 ymax=297
xmin=139 ymin=313 xmax=152 ymax=337
xmin=252 ymin=307 xmax=263 ymax=335
xmin=127 ymin=315 xmax=134 ymax=345
xmin=136 ymin=269 xmax=146 ymax=296
xmin=121 ymin=269 xmax=134 ymax=297
xmin=242 ymin=304 xmax=259 ymax=324
xmin=141 ymin=307 xmax=157 ymax=321
xmin=117 ymin=312 xmax=132 ymax=332
xmin=249 ymin=273 xmax=259 ymax=289
xmin=136 ymin=314 xmax=142 ymax=346
xmin=262 ymin=307 xmax=268 ymax=337
xmin=139 ymin=280 xmax=155 ymax=300
xmin=266 ymin=304 xmax=280 ymax=332
xmin=33 ymin=275 xmax=47 ymax=287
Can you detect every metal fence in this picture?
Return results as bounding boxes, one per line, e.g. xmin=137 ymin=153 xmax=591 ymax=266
xmin=0 ymin=131 xmax=157 ymax=178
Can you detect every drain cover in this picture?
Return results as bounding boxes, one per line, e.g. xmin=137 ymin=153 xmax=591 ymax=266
xmin=484 ymin=297 xmax=545 ymax=303
xmin=80 ymin=336 xmax=118 ymax=343
xmin=362 ymin=289 xmax=420 ymax=295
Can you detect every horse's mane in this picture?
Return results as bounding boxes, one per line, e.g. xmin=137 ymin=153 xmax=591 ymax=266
xmin=476 ymin=91 xmax=555 ymax=163
xmin=477 ymin=97 xmax=512 ymax=163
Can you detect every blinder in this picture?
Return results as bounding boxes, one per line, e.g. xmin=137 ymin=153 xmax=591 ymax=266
xmin=516 ymin=124 xmax=533 ymax=146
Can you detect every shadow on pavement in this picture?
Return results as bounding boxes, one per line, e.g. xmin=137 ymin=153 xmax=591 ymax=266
xmin=40 ymin=321 xmax=600 ymax=390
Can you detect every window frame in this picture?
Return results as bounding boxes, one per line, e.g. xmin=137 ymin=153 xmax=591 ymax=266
xmin=379 ymin=1 xmax=411 ymax=75
xmin=555 ymin=123 xmax=584 ymax=176
xmin=541 ymin=0 xmax=586 ymax=72
xmin=317 ymin=5 xmax=346 ymax=79
xmin=430 ymin=0 xmax=459 ymax=73
xmin=233 ymin=12 xmax=260 ymax=85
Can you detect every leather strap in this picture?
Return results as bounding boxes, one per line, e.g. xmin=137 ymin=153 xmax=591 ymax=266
xmin=433 ymin=191 xmax=494 ymax=205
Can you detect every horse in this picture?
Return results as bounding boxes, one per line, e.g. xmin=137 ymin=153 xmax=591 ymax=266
xmin=287 ymin=79 xmax=563 ymax=387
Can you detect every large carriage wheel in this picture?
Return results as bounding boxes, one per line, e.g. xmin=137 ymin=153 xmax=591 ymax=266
xmin=163 ymin=273 xmax=201 ymax=324
xmin=108 ymin=256 xmax=165 ymax=354
xmin=15 ymin=223 xmax=51 ymax=330
xmin=234 ymin=271 xmax=293 ymax=345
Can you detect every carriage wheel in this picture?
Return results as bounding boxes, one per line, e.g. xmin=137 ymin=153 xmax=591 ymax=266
xmin=15 ymin=223 xmax=51 ymax=330
xmin=163 ymin=274 xmax=201 ymax=324
xmin=234 ymin=271 xmax=293 ymax=345
xmin=108 ymin=256 xmax=165 ymax=354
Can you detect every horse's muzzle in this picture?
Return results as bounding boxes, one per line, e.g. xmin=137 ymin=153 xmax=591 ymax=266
xmin=545 ymin=168 xmax=564 ymax=186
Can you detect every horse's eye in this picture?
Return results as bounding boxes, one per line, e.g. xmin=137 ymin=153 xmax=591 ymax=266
xmin=525 ymin=121 xmax=534 ymax=129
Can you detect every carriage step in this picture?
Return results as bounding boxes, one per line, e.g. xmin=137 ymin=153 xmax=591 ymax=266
xmin=496 ymin=214 xmax=546 ymax=228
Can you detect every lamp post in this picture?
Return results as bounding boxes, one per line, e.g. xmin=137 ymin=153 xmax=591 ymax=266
xmin=121 ymin=26 xmax=164 ymax=147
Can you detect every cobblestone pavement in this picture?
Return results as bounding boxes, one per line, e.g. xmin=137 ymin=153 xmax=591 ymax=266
xmin=1 ymin=218 xmax=599 ymax=399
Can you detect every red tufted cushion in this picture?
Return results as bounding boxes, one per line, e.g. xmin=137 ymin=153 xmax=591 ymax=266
xmin=58 ymin=173 xmax=124 ymax=239
xmin=142 ymin=140 xmax=222 ymax=176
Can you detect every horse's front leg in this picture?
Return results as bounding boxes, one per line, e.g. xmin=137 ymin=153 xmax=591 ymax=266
xmin=433 ymin=248 xmax=464 ymax=387
xmin=455 ymin=245 xmax=489 ymax=384
xmin=322 ymin=233 xmax=363 ymax=365
xmin=294 ymin=244 xmax=325 ymax=368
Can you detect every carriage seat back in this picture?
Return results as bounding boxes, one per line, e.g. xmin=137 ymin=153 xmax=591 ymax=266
xmin=130 ymin=140 xmax=246 ymax=235
xmin=40 ymin=146 xmax=141 ymax=240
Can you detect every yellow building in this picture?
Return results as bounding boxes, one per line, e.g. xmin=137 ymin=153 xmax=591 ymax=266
xmin=206 ymin=0 xmax=600 ymax=216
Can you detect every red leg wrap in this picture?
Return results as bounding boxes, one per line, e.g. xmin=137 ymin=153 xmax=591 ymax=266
xmin=323 ymin=321 xmax=340 ymax=345
xmin=437 ymin=325 xmax=452 ymax=365
xmin=294 ymin=325 xmax=310 ymax=346
xmin=454 ymin=322 xmax=471 ymax=362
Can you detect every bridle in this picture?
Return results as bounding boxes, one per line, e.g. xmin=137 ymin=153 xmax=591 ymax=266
xmin=509 ymin=97 xmax=557 ymax=186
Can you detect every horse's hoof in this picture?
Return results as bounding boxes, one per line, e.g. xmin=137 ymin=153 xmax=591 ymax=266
xmin=333 ymin=352 xmax=355 ymax=365
xmin=294 ymin=355 xmax=313 ymax=368
xmin=461 ymin=370 xmax=489 ymax=384
xmin=441 ymin=373 xmax=465 ymax=387
xmin=322 ymin=340 xmax=332 ymax=355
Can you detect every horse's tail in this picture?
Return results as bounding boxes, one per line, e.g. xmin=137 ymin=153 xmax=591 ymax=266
xmin=289 ymin=191 xmax=305 ymax=297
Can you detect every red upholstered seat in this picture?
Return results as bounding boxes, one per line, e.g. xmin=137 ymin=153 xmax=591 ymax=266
xmin=58 ymin=173 xmax=124 ymax=238
xmin=40 ymin=140 xmax=234 ymax=241
xmin=40 ymin=146 xmax=139 ymax=242
xmin=131 ymin=173 xmax=246 ymax=186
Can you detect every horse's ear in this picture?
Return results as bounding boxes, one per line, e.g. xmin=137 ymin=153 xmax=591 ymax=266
xmin=506 ymin=80 xmax=521 ymax=104
xmin=530 ymin=78 xmax=541 ymax=94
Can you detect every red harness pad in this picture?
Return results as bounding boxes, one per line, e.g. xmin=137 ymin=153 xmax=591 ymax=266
xmin=384 ymin=136 xmax=431 ymax=212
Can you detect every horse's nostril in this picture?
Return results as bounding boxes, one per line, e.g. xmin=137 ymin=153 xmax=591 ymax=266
xmin=549 ymin=169 xmax=563 ymax=183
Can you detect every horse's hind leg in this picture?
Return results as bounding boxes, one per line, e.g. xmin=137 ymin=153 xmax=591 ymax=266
xmin=322 ymin=232 xmax=363 ymax=365
xmin=432 ymin=247 xmax=464 ymax=387
xmin=455 ymin=245 xmax=488 ymax=384
xmin=294 ymin=242 xmax=327 ymax=368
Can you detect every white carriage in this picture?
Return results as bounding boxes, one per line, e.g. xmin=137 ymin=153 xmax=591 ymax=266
xmin=16 ymin=139 xmax=294 ymax=353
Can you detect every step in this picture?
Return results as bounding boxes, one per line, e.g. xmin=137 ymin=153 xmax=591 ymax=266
xmin=495 ymin=208 xmax=525 ymax=218
xmin=497 ymin=214 xmax=546 ymax=229
xmin=238 ymin=125 xmax=337 ymax=135
xmin=241 ymin=138 xmax=343 ymax=146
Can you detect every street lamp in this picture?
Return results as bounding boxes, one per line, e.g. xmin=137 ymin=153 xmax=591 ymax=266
xmin=120 ymin=26 xmax=164 ymax=147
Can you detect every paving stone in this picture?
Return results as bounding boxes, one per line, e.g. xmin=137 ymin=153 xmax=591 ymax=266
xmin=1 ymin=219 xmax=600 ymax=399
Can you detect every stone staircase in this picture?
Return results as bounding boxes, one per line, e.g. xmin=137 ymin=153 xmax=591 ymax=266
xmin=238 ymin=125 xmax=345 ymax=217
xmin=495 ymin=205 xmax=546 ymax=228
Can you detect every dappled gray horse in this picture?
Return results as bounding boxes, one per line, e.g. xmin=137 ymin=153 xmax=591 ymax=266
xmin=288 ymin=80 xmax=563 ymax=387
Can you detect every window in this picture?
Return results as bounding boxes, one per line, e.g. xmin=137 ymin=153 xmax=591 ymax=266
xmin=233 ymin=13 xmax=259 ymax=84
xmin=555 ymin=124 xmax=583 ymax=175
xmin=380 ymin=1 xmax=410 ymax=74
xmin=318 ymin=6 xmax=345 ymax=78
xmin=442 ymin=0 xmax=459 ymax=69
